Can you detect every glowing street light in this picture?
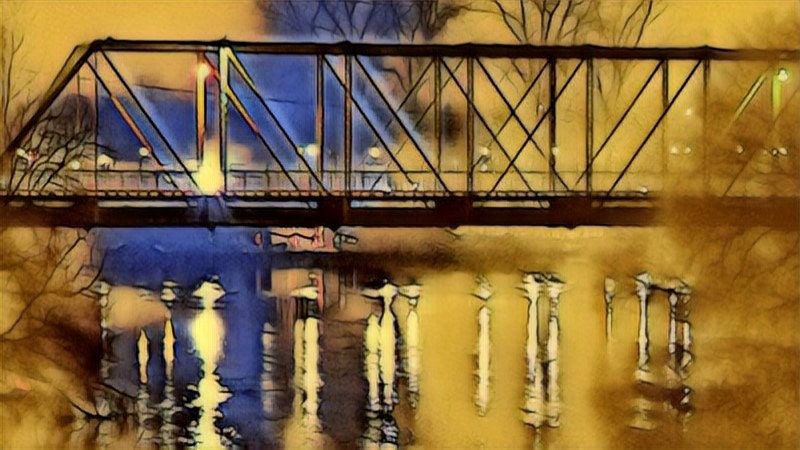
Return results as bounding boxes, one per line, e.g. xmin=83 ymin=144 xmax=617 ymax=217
xmin=305 ymin=144 xmax=320 ymax=157
xmin=68 ymin=159 xmax=81 ymax=171
xmin=776 ymin=68 xmax=790 ymax=83
xmin=368 ymin=146 xmax=381 ymax=159
xmin=773 ymin=68 xmax=790 ymax=119
xmin=197 ymin=62 xmax=211 ymax=80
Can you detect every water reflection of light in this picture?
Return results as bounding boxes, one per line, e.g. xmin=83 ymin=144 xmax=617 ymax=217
xmin=361 ymin=282 xmax=400 ymax=410
xmin=302 ymin=317 xmax=323 ymax=442
xmin=474 ymin=275 xmax=493 ymax=416
xmin=287 ymin=310 xmax=324 ymax=449
xmin=476 ymin=305 xmax=491 ymax=416
xmin=545 ymin=276 xmax=563 ymax=428
xmin=521 ymin=273 xmax=544 ymax=428
xmin=406 ymin=308 xmax=421 ymax=408
xmin=160 ymin=317 xmax=178 ymax=448
xmin=365 ymin=314 xmax=381 ymax=411
xmin=189 ymin=279 xmax=230 ymax=449
xmin=379 ymin=295 xmax=397 ymax=411
xmin=137 ymin=330 xmax=149 ymax=384
xmin=362 ymin=281 xmax=402 ymax=449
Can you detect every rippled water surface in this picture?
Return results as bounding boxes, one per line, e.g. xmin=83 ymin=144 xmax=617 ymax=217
xmin=3 ymin=226 xmax=798 ymax=449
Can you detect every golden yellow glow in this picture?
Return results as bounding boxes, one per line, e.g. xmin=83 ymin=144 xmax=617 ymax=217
xmin=195 ymin=156 xmax=224 ymax=195
xmin=365 ymin=314 xmax=380 ymax=408
xmin=197 ymin=63 xmax=211 ymax=80
xmin=137 ymin=330 xmax=149 ymax=384
xmin=190 ymin=282 xmax=228 ymax=449
xmin=164 ymin=318 xmax=175 ymax=380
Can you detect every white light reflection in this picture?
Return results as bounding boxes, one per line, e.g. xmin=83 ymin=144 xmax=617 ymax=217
xmin=188 ymin=279 xmax=229 ymax=449
xmin=136 ymin=328 xmax=158 ymax=446
xmin=160 ymin=317 xmax=178 ymax=448
xmin=379 ymin=295 xmax=397 ymax=412
xmin=520 ymin=273 xmax=544 ymax=428
xmin=545 ymin=276 xmax=563 ymax=428
xmin=399 ymin=281 xmax=422 ymax=408
xmin=302 ymin=317 xmax=324 ymax=447
xmin=476 ymin=305 xmax=491 ymax=416
xmin=405 ymin=307 xmax=421 ymax=408
xmin=474 ymin=275 xmax=493 ymax=416
xmin=361 ymin=281 xmax=402 ymax=449
xmin=365 ymin=315 xmax=381 ymax=411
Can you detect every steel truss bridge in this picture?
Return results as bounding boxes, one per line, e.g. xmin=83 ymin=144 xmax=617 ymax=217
xmin=1 ymin=40 xmax=798 ymax=227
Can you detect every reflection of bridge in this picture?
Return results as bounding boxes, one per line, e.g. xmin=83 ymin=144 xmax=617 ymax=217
xmin=2 ymin=40 xmax=797 ymax=227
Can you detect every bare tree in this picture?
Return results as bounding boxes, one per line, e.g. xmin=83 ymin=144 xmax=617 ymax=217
xmin=482 ymin=0 xmax=663 ymax=112
xmin=7 ymin=94 xmax=96 ymax=195
xmin=1 ymin=8 xmax=111 ymax=420
xmin=1 ymin=5 xmax=39 ymax=175
xmin=257 ymin=0 xmax=465 ymax=43
xmin=257 ymin=0 xmax=468 ymax=110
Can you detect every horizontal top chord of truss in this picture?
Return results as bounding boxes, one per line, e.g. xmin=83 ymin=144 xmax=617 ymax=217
xmin=70 ymin=39 xmax=800 ymax=59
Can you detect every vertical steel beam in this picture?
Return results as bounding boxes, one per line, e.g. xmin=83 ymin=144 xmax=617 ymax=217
xmin=434 ymin=56 xmax=442 ymax=187
xmin=702 ymin=58 xmax=710 ymax=194
xmin=316 ymin=54 xmax=325 ymax=183
xmin=344 ymin=56 xmax=352 ymax=194
xmin=585 ymin=59 xmax=594 ymax=194
xmin=219 ymin=47 xmax=229 ymax=193
xmin=94 ymin=54 xmax=99 ymax=195
xmin=466 ymin=57 xmax=475 ymax=193
xmin=661 ymin=60 xmax=669 ymax=184
xmin=548 ymin=58 xmax=557 ymax=192
xmin=196 ymin=53 xmax=206 ymax=168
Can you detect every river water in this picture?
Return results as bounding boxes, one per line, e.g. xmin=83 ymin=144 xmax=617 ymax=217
xmin=5 ymin=226 xmax=799 ymax=449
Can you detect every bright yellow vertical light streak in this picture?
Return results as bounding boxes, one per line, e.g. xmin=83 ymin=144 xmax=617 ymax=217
xmin=190 ymin=283 xmax=228 ymax=449
xmin=137 ymin=329 xmax=149 ymax=384
xmin=380 ymin=294 xmax=397 ymax=410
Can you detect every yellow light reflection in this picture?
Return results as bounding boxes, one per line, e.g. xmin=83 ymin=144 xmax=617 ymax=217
xmin=476 ymin=305 xmax=491 ymax=416
xmin=137 ymin=330 xmax=149 ymax=384
xmin=302 ymin=317 xmax=323 ymax=445
xmin=190 ymin=281 xmax=229 ymax=449
xmin=379 ymin=296 xmax=397 ymax=410
xmin=365 ymin=314 xmax=381 ymax=410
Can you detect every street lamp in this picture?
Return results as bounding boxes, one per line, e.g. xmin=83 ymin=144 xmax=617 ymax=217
xmin=138 ymin=146 xmax=151 ymax=190
xmin=368 ymin=146 xmax=381 ymax=160
xmin=773 ymin=68 xmax=790 ymax=119
xmin=776 ymin=68 xmax=790 ymax=83
xmin=475 ymin=146 xmax=491 ymax=173
xmin=197 ymin=62 xmax=211 ymax=80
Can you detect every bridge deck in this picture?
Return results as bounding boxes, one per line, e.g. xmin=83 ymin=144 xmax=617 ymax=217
xmin=2 ymin=195 xmax=796 ymax=228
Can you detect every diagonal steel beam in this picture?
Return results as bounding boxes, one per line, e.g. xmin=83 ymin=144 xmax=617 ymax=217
xmin=474 ymin=58 xmax=569 ymax=191
xmin=198 ymin=54 xmax=301 ymax=192
xmin=4 ymin=43 xmax=96 ymax=158
xmin=219 ymin=81 xmax=302 ymax=192
xmin=225 ymin=48 xmax=329 ymax=194
xmin=572 ymin=60 xmax=664 ymax=189
xmin=486 ymin=61 xmax=550 ymax=155
xmin=489 ymin=61 xmax=584 ymax=194
xmin=100 ymin=52 xmax=198 ymax=190
xmin=440 ymin=58 xmax=535 ymax=192
xmin=606 ymin=60 xmax=703 ymax=195
xmin=81 ymin=62 xmax=182 ymax=191
xmin=395 ymin=58 xmax=465 ymax=158
xmin=322 ymin=56 xmax=416 ymax=188
xmin=353 ymin=55 xmax=451 ymax=193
